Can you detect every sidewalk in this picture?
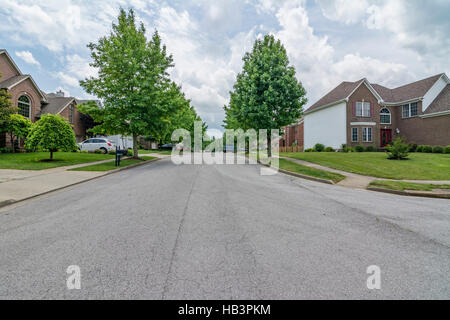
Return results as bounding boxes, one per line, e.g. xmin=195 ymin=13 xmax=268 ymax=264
xmin=0 ymin=153 xmax=169 ymax=207
xmin=280 ymin=157 xmax=450 ymax=189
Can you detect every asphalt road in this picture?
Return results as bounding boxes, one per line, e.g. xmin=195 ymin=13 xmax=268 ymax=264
xmin=0 ymin=158 xmax=449 ymax=299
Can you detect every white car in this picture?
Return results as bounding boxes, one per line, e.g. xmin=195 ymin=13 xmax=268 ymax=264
xmin=78 ymin=138 xmax=115 ymax=154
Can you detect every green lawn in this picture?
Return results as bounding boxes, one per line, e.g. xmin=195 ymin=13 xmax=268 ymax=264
xmin=0 ymin=152 xmax=114 ymax=170
xmin=281 ymin=152 xmax=450 ymax=180
xmin=278 ymin=158 xmax=346 ymax=183
xmin=139 ymin=149 xmax=172 ymax=155
xmin=370 ymin=180 xmax=450 ymax=192
xmin=70 ymin=156 xmax=157 ymax=172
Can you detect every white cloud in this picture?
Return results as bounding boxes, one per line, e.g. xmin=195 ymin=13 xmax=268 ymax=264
xmin=15 ymin=50 xmax=40 ymax=66
xmin=56 ymin=72 xmax=79 ymax=87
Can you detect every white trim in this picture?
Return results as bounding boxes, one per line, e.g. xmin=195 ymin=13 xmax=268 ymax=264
xmin=56 ymin=99 xmax=76 ymax=115
xmin=350 ymin=122 xmax=376 ymax=126
xmin=351 ymin=127 xmax=358 ymax=142
xmin=0 ymin=50 xmax=22 ymax=75
xmin=304 ymin=99 xmax=346 ymax=114
xmin=401 ymin=102 xmax=419 ymax=119
xmin=379 ymin=107 xmax=391 ymax=125
xmin=362 ymin=127 xmax=373 ymax=142
xmin=17 ymin=94 xmax=32 ymax=119
xmin=381 ymin=97 xmax=422 ymax=106
xmin=420 ymin=110 xmax=450 ymax=118
xmin=346 ymin=79 xmax=384 ymax=103
xmin=6 ymin=76 xmax=29 ymax=90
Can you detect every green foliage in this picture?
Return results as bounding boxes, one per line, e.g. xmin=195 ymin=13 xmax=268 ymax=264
xmin=0 ymin=147 xmax=13 ymax=153
xmin=355 ymin=145 xmax=364 ymax=152
xmin=444 ymin=146 xmax=450 ymax=154
xmin=79 ymin=8 xmax=198 ymax=158
xmin=314 ymin=143 xmax=325 ymax=152
xmin=422 ymin=145 xmax=433 ymax=153
xmin=5 ymin=114 xmax=32 ymax=152
xmin=408 ymin=144 xmax=417 ymax=152
xmin=416 ymin=145 xmax=424 ymax=152
xmin=0 ymin=78 xmax=18 ymax=130
xmin=386 ymin=137 xmax=409 ymax=160
xmin=432 ymin=146 xmax=444 ymax=153
xmin=365 ymin=146 xmax=376 ymax=152
xmin=94 ymin=149 xmax=103 ymax=154
xmin=127 ymin=149 xmax=133 ymax=156
xmin=304 ymin=148 xmax=314 ymax=152
xmin=223 ymin=34 xmax=307 ymax=155
xmin=108 ymin=150 xmax=116 ymax=155
xmin=25 ymin=114 xmax=77 ymax=160
xmin=324 ymin=146 xmax=334 ymax=152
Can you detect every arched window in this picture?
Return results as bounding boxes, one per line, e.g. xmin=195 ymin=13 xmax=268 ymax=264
xmin=18 ymin=95 xmax=31 ymax=119
xmin=380 ymin=108 xmax=391 ymax=124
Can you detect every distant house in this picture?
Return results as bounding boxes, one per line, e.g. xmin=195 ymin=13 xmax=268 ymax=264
xmin=280 ymin=119 xmax=304 ymax=149
xmin=303 ymin=73 xmax=450 ymax=149
xmin=0 ymin=49 xmax=92 ymax=148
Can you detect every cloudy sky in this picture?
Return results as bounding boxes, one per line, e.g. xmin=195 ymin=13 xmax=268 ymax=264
xmin=1 ymin=0 xmax=449 ymax=137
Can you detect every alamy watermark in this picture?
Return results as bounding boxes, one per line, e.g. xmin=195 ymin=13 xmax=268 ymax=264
xmin=66 ymin=265 xmax=81 ymax=290
xmin=170 ymin=121 xmax=280 ymax=176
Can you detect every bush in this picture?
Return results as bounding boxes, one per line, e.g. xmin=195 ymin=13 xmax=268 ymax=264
xmin=416 ymin=145 xmax=424 ymax=152
xmin=108 ymin=150 xmax=116 ymax=155
xmin=0 ymin=147 xmax=13 ymax=153
xmin=445 ymin=146 xmax=450 ymax=154
xmin=408 ymin=144 xmax=418 ymax=152
xmin=127 ymin=149 xmax=134 ymax=156
xmin=305 ymin=148 xmax=314 ymax=152
xmin=432 ymin=146 xmax=444 ymax=153
xmin=365 ymin=146 xmax=376 ymax=152
xmin=314 ymin=143 xmax=325 ymax=152
xmin=94 ymin=149 xmax=103 ymax=154
xmin=355 ymin=145 xmax=364 ymax=152
xmin=422 ymin=145 xmax=433 ymax=153
xmin=386 ymin=137 xmax=409 ymax=160
xmin=324 ymin=147 xmax=334 ymax=152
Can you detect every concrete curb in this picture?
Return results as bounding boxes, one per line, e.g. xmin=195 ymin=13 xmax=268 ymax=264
xmin=257 ymin=161 xmax=335 ymax=185
xmin=0 ymin=158 xmax=163 ymax=210
xmin=367 ymin=187 xmax=450 ymax=199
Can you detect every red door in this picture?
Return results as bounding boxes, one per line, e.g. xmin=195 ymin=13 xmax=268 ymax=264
xmin=380 ymin=129 xmax=392 ymax=147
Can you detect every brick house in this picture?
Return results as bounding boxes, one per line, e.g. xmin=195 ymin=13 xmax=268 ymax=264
xmin=0 ymin=49 xmax=90 ymax=148
xmin=280 ymin=119 xmax=304 ymax=148
xmin=303 ymin=73 xmax=450 ymax=149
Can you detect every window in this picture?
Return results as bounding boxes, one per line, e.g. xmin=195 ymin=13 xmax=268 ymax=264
xmin=356 ymin=102 xmax=371 ymax=117
xmin=402 ymin=102 xmax=419 ymax=118
xmin=69 ymin=104 xmax=74 ymax=124
xmin=352 ymin=128 xmax=358 ymax=142
xmin=380 ymin=108 xmax=391 ymax=124
xmin=18 ymin=95 xmax=31 ymax=118
xmin=363 ymin=127 xmax=372 ymax=142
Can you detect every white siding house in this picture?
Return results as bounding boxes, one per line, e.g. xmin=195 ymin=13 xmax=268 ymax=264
xmin=304 ymin=101 xmax=347 ymax=149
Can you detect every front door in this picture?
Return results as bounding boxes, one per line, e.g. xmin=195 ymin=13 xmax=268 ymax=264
xmin=380 ymin=129 xmax=392 ymax=147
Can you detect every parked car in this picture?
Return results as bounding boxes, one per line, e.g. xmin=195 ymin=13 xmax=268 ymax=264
xmin=161 ymin=144 xmax=174 ymax=150
xmin=78 ymin=138 xmax=115 ymax=154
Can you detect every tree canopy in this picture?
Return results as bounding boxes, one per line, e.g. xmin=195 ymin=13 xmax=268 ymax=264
xmin=26 ymin=114 xmax=77 ymax=160
xmin=5 ymin=114 xmax=32 ymax=152
xmin=224 ymin=34 xmax=307 ymax=134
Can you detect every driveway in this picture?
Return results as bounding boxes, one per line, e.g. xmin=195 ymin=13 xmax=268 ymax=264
xmin=0 ymin=158 xmax=449 ymax=299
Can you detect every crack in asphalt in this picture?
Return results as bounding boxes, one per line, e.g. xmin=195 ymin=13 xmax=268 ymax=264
xmin=161 ymin=166 xmax=200 ymax=300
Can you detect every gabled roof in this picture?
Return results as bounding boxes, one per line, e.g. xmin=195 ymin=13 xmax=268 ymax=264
xmin=424 ymin=84 xmax=450 ymax=115
xmin=39 ymin=96 xmax=75 ymax=116
xmin=0 ymin=49 xmax=22 ymax=75
xmin=306 ymin=73 xmax=447 ymax=114
xmin=0 ymin=75 xmax=29 ymax=89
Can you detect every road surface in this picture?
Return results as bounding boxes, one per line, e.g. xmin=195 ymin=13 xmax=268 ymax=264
xmin=0 ymin=158 xmax=449 ymax=299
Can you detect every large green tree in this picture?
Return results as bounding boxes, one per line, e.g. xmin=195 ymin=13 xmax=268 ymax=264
xmin=0 ymin=74 xmax=18 ymax=134
xmin=79 ymin=8 xmax=177 ymax=158
xmin=26 ymin=114 xmax=77 ymax=160
xmin=224 ymin=34 xmax=307 ymax=155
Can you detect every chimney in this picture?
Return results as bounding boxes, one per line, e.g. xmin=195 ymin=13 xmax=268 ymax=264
xmin=56 ymin=90 xmax=64 ymax=97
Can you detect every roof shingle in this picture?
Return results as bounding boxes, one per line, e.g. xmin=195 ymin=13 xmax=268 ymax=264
xmin=0 ymin=75 xmax=29 ymax=89
xmin=424 ymin=84 xmax=450 ymax=114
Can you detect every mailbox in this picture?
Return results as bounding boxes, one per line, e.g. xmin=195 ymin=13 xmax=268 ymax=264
xmin=115 ymin=147 xmax=129 ymax=166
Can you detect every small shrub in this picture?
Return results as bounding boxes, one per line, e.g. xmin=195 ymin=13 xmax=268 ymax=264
xmin=422 ymin=145 xmax=433 ymax=153
xmin=444 ymin=146 xmax=450 ymax=154
xmin=305 ymin=148 xmax=314 ymax=152
xmin=324 ymin=147 xmax=334 ymax=152
xmin=386 ymin=137 xmax=409 ymax=160
xmin=355 ymin=145 xmax=364 ymax=152
xmin=0 ymin=147 xmax=13 ymax=153
xmin=408 ymin=144 xmax=418 ymax=152
xmin=365 ymin=146 xmax=376 ymax=152
xmin=416 ymin=145 xmax=424 ymax=152
xmin=314 ymin=143 xmax=325 ymax=152
xmin=432 ymin=146 xmax=444 ymax=153
xmin=127 ymin=149 xmax=134 ymax=156
xmin=94 ymin=149 xmax=102 ymax=154
xmin=108 ymin=150 xmax=116 ymax=155
xmin=81 ymin=150 xmax=88 ymax=153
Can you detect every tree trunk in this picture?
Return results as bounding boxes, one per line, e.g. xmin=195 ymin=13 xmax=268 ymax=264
xmin=10 ymin=133 xmax=15 ymax=153
xmin=132 ymin=133 xmax=138 ymax=159
xmin=268 ymin=134 xmax=272 ymax=158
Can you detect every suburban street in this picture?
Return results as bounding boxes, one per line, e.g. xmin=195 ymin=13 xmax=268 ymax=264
xmin=0 ymin=158 xmax=449 ymax=299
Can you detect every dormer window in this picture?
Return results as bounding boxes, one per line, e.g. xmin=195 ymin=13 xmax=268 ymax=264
xmin=18 ymin=95 xmax=31 ymax=119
